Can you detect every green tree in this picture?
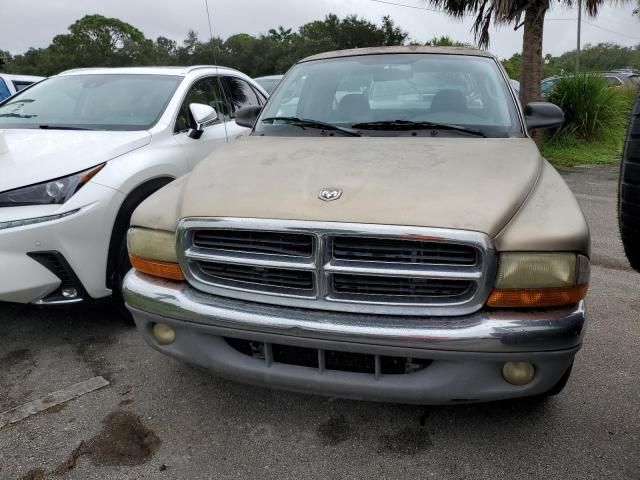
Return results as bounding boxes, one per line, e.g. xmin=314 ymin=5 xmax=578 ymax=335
xmin=3 ymin=48 xmax=48 ymax=75
xmin=426 ymin=35 xmax=470 ymax=47
xmin=556 ymin=42 xmax=633 ymax=72
xmin=151 ymin=37 xmax=179 ymax=65
xmin=502 ymin=42 xmax=640 ymax=81
xmin=502 ymin=53 xmax=523 ymax=80
xmin=631 ymin=45 xmax=640 ymax=69
xmin=297 ymin=14 xmax=407 ymax=51
xmin=46 ymin=14 xmax=152 ymax=73
xmin=177 ymin=30 xmax=200 ymax=63
xmin=0 ymin=50 xmax=12 ymax=69
xmin=381 ymin=16 xmax=409 ymax=45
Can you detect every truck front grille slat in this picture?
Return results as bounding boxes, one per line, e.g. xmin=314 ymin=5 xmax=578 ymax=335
xmin=193 ymin=230 xmax=314 ymax=257
xmin=179 ymin=219 xmax=494 ymax=316
xmin=198 ymin=261 xmax=314 ymax=291
xmin=333 ymin=237 xmax=477 ymax=265
xmin=332 ymin=274 xmax=472 ymax=298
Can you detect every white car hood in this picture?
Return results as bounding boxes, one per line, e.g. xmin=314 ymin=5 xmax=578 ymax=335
xmin=0 ymin=129 xmax=151 ymax=192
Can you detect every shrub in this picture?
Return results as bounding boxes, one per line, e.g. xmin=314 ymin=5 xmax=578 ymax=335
xmin=547 ymin=74 xmax=628 ymax=140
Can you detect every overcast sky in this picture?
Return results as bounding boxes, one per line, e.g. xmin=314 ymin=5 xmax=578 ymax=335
xmin=1 ymin=0 xmax=639 ymax=60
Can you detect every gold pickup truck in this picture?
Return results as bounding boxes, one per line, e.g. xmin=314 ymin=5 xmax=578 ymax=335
xmin=123 ymin=46 xmax=590 ymax=404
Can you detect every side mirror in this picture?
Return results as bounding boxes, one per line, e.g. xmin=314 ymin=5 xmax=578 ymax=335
xmin=524 ymin=102 xmax=564 ymax=130
xmin=188 ymin=103 xmax=218 ymax=139
xmin=235 ymin=105 xmax=262 ymax=129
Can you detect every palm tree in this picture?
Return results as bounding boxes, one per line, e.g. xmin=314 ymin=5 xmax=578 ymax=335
xmin=424 ymin=1 xmax=624 ymax=108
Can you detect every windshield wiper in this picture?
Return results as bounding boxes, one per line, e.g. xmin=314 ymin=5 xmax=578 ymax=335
xmin=351 ymin=120 xmax=487 ymax=138
xmin=4 ymin=99 xmax=35 ymax=106
xmin=38 ymin=125 xmax=94 ymax=131
xmin=0 ymin=113 xmax=36 ymax=119
xmin=262 ymin=117 xmax=361 ymax=137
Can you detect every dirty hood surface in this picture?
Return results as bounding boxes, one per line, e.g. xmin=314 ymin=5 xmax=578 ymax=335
xmin=176 ymin=136 xmax=542 ymax=237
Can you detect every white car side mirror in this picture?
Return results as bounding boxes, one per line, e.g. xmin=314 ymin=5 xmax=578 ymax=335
xmin=188 ymin=103 xmax=218 ymax=139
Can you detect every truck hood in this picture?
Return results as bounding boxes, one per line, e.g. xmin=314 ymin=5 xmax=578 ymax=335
xmin=162 ymin=136 xmax=543 ymax=237
xmin=0 ymin=129 xmax=151 ymax=192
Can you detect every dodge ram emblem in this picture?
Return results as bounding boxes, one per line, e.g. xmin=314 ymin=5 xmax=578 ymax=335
xmin=319 ymin=188 xmax=343 ymax=202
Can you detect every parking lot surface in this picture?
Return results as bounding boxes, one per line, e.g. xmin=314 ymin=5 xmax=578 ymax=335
xmin=1 ymin=165 xmax=639 ymax=480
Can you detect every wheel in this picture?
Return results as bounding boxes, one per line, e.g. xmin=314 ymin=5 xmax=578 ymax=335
xmin=111 ymin=231 xmax=134 ymax=322
xmin=619 ymin=93 xmax=640 ymax=272
xmin=105 ymin=179 xmax=175 ymax=322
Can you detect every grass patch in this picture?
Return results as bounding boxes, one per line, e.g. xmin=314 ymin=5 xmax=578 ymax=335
xmin=542 ymin=84 xmax=637 ymax=168
xmin=541 ymin=129 xmax=626 ymax=167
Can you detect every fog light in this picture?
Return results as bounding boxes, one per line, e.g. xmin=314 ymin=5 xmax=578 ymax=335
xmin=152 ymin=323 xmax=176 ymax=345
xmin=61 ymin=287 xmax=78 ymax=299
xmin=502 ymin=362 xmax=535 ymax=386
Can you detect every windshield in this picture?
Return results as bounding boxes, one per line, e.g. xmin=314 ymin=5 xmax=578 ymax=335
xmin=256 ymin=54 xmax=522 ymax=138
xmin=0 ymin=74 xmax=182 ymax=131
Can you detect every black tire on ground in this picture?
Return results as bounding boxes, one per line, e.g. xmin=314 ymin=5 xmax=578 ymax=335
xmin=619 ymin=93 xmax=640 ymax=273
xmin=111 ymin=231 xmax=134 ymax=322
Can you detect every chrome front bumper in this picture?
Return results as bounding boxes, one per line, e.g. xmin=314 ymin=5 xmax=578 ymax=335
xmin=124 ymin=271 xmax=585 ymax=404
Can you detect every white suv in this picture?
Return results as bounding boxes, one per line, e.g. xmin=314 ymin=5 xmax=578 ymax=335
xmin=0 ymin=66 xmax=267 ymax=310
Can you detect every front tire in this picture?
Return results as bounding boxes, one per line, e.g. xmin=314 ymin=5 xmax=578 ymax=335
xmin=619 ymin=93 xmax=640 ymax=272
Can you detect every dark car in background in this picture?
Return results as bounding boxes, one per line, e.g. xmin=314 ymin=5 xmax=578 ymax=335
xmin=0 ymin=73 xmax=44 ymax=101
xmin=541 ymin=69 xmax=640 ymax=97
xmin=254 ymin=74 xmax=284 ymax=94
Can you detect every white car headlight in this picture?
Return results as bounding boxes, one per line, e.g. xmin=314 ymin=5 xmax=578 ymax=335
xmin=0 ymin=163 xmax=104 ymax=207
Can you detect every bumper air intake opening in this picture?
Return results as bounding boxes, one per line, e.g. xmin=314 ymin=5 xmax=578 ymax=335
xmin=224 ymin=338 xmax=432 ymax=376
xmin=27 ymin=251 xmax=88 ymax=304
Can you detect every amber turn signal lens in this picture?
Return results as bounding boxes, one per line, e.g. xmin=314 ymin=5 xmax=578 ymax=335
xmin=487 ymin=284 xmax=588 ymax=308
xmin=129 ymin=254 xmax=185 ymax=281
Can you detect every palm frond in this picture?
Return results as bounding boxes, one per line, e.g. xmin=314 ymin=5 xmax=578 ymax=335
xmin=423 ymin=0 xmax=630 ymax=46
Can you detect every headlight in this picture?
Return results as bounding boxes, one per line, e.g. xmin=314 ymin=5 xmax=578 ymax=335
xmin=487 ymin=253 xmax=589 ymax=308
xmin=127 ymin=227 xmax=184 ymax=281
xmin=0 ymin=164 xmax=104 ymax=207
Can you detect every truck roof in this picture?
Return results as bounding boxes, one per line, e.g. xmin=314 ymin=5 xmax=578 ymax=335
xmin=300 ymin=45 xmax=495 ymax=63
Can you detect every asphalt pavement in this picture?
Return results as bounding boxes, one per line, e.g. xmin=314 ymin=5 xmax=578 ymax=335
xmin=1 ymin=165 xmax=638 ymax=480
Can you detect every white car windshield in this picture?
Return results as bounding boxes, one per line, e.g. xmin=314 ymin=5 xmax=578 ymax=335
xmin=256 ymin=54 xmax=522 ymax=138
xmin=0 ymin=74 xmax=182 ymax=131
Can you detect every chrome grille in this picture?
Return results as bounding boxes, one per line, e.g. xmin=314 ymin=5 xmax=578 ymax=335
xmin=331 ymin=274 xmax=474 ymax=301
xmin=197 ymin=261 xmax=315 ymax=293
xmin=193 ymin=230 xmax=314 ymax=257
xmin=178 ymin=218 xmax=496 ymax=316
xmin=332 ymin=236 xmax=477 ymax=265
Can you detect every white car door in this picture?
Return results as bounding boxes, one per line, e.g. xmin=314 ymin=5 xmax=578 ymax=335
xmin=173 ymin=75 xmax=230 ymax=168
xmin=221 ymin=75 xmax=267 ymax=141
